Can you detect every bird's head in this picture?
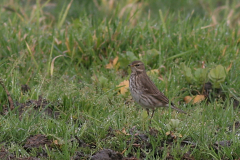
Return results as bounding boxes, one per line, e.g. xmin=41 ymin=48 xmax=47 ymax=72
xmin=128 ymin=61 xmax=145 ymax=74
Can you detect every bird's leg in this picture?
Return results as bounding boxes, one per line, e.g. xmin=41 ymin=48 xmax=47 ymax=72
xmin=145 ymin=109 xmax=151 ymax=125
xmin=146 ymin=109 xmax=152 ymax=124
xmin=146 ymin=108 xmax=150 ymax=116
xmin=149 ymin=109 xmax=155 ymax=124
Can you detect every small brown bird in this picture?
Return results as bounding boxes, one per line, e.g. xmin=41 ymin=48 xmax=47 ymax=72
xmin=129 ymin=61 xmax=186 ymax=119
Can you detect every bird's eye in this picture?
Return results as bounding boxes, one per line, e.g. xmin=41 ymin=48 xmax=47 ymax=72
xmin=135 ymin=64 xmax=140 ymax=67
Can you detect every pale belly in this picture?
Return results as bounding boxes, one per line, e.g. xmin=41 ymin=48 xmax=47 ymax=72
xmin=130 ymin=87 xmax=156 ymax=109
xmin=130 ymin=75 xmax=157 ymax=109
xmin=130 ymin=87 xmax=166 ymax=110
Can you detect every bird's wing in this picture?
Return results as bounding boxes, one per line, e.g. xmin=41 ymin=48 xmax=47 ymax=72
xmin=149 ymin=93 xmax=170 ymax=105
xmin=139 ymin=73 xmax=186 ymax=113
xmin=139 ymin=73 xmax=169 ymax=105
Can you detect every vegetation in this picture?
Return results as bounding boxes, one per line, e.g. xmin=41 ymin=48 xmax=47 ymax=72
xmin=1 ymin=0 xmax=240 ymax=159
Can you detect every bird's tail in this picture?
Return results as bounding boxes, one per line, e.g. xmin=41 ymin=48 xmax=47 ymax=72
xmin=171 ymin=103 xmax=187 ymax=114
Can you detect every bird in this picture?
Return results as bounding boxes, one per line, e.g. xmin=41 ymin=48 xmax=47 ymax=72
xmin=128 ymin=60 xmax=186 ymax=120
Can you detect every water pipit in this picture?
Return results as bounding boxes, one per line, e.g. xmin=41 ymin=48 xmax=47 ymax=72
xmin=129 ymin=61 xmax=186 ymax=119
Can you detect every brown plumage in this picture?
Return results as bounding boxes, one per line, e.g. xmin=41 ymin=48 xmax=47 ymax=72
xmin=128 ymin=61 xmax=186 ymax=119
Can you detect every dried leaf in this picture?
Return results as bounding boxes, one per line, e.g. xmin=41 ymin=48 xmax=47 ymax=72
xmin=117 ymin=80 xmax=129 ymax=95
xmin=226 ymin=62 xmax=233 ymax=72
xmin=53 ymin=140 xmax=59 ymax=145
xmin=106 ymin=56 xmax=119 ymax=69
xmin=167 ymin=131 xmax=182 ymax=139
xmin=176 ymin=133 xmax=182 ymax=138
xmin=221 ymin=46 xmax=227 ymax=57
xmin=166 ymin=131 xmax=170 ymax=136
xmin=201 ymin=61 xmax=205 ymax=69
xmin=193 ymin=95 xmax=205 ymax=104
xmin=114 ymin=127 xmax=130 ymax=136
xmin=184 ymin=95 xmax=205 ymax=104
xmin=54 ymin=38 xmax=62 ymax=45
xmin=121 ymin=127 xmax=127 ymax=135
xmin=112 ymin=56 xmax=119 ymax=66
xmin=53 ymin=139 xmax=64 ymax=148
xmin=184 ymin=96 xmax=193 ymax=104
xmin=121 ymin=128 xmax=130 ymax=135
xmin=158 ymin=76 xmax=164 ymax=81
xmin=51 ymin=55 xmax=66 ymax=76
xmin=105 ymin=63 xmax=113 ymax=69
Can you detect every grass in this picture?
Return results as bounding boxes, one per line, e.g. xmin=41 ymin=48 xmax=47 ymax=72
xmin=1 ymin=0 xmax=240 ymax=159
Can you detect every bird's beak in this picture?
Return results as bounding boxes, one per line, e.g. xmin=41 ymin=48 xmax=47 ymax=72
xmin=128 ymin=64 xmax=133 ymax=67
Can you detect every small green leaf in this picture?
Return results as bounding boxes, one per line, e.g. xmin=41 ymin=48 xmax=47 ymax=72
xmin=208 ymin=65 xmax=226 ymax=88
xmin=170 ymin=119 xmax=180 ymax=128
xmin=181 ymin=63 xmax=194 ymax=84
xmin=99 ymin=75 xmax=108 ymax=87
xmin=119 ymin=51 xmax=138 ymax=68
xmin=194 ymin=68 xmax=208 ymax=84
xmin=146 ymin=49 xmax=159 ymax=56
xmin=166 ymin=124 xmax=171 ymax=131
